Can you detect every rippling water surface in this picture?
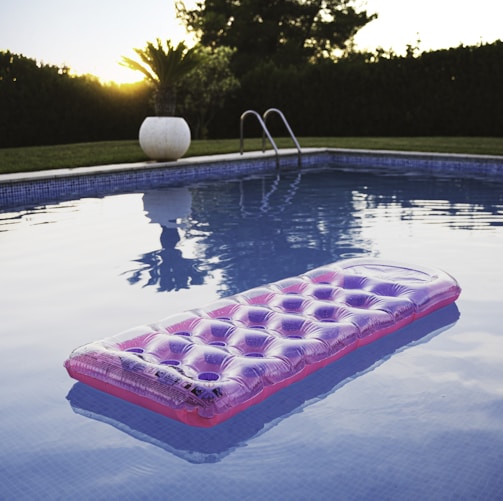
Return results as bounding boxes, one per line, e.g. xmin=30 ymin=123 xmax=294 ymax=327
xmin=1 ymin=168 xmax=502 ymax=500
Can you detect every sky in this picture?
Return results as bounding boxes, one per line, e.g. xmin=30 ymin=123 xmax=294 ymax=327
xmin=1 ymin=0 xmax=502 ymax=84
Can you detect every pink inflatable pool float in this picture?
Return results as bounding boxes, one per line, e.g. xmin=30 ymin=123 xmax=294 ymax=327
xmin=65 ymin=258 xmax=461 ymax=427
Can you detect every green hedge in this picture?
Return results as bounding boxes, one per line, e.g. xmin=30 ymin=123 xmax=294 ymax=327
xmin=1 ymin=42 xmax=502 ymax=148
xmin=0 ymin=52 xmax=151 ymax=147
xmin=214 ymin=41 xmax=503 ymax=138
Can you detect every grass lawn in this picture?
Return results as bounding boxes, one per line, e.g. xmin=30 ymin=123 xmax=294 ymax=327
xmin=1 ymin=137 xmax=503 ymax=175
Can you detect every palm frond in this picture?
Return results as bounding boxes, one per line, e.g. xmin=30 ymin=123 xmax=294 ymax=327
xmin=121 ymin=38 xmax=201 ymax=115
xmin=120 ymin=55 xmax=157 ymax=83
xmin=121 ymin=39 xmax=200 ymax=86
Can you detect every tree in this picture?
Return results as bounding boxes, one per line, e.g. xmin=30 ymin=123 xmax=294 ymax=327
xmin=121 ymin=39 xmax=201 ymax=116
xmin=177 ymin=0 xmax=377 ymax=72
xmin=177 ymin=46 xmax=240 ymax=138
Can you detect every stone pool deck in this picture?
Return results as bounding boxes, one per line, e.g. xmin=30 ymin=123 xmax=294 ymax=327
xmin=1 ymin=148 xmax=503 ymax=208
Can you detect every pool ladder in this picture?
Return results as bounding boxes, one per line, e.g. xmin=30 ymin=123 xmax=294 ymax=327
xmin=240 ymin=108 xmax=302 ymax=167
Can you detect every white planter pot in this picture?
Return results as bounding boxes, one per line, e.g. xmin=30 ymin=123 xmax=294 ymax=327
xmin=139 ymin=116 xmax=191 ymax=161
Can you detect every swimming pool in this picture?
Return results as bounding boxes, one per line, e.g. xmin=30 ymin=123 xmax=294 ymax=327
xmin=1 ymin=160 xmax=502 ymax=500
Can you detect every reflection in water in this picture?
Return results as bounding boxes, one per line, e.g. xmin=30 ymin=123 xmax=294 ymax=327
xmin=182 ymin=171 xmax=371 ymax=295
xmin=67 ymin=303 xmax=460 ymax=464
xmin=350 ymin=174 xmax=503 ymax=231
xmin=125 ymin=225 xmax=206 ymax=292
xmin=238 ymin=172 xmax=302 ymax=218
xmin=123 ymin=170 xmax=503 ymax=297
xmin=125 ymin=188 xmax=206 ymax=292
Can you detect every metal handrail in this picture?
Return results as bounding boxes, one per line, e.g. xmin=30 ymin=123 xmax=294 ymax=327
xmin=240 ymin=108 xmax=302 ymax=168
xmin=240 ymin=110 xmax=279 ymax=158
xmin=263 ymin=108 xmax=302 ymax=163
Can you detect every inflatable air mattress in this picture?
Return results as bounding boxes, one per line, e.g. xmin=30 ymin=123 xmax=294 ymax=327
xmin=65 ymin=258 xmax=461 ymax=427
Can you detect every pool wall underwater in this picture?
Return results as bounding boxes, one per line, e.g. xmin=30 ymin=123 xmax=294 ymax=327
xmin=1 ymin=148 xmax=503 ymax=208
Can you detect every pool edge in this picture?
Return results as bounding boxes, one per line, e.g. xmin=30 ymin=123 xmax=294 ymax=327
xmin=1 ymin=148 xmax=502 ymax=208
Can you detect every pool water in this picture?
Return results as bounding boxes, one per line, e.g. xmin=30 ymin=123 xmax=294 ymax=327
xmin=1 ymin=168 xmax=502 ymax=500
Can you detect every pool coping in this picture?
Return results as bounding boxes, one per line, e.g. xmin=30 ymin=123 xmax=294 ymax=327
xmin=1 ymin=147 xmax=503 ymax=208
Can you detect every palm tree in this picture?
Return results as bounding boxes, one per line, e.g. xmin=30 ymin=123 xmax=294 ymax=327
xmin=121 ymin=39 xmax=200 ymax=116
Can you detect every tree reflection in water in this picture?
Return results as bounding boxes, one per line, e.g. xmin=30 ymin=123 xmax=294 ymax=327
xmin=124 ymin=171 xmax=366 ymax=295
xmin=124 ymin=169 xmax=501 ymax=296
xmin=125 ymin=188 xmax=206 ymax=292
